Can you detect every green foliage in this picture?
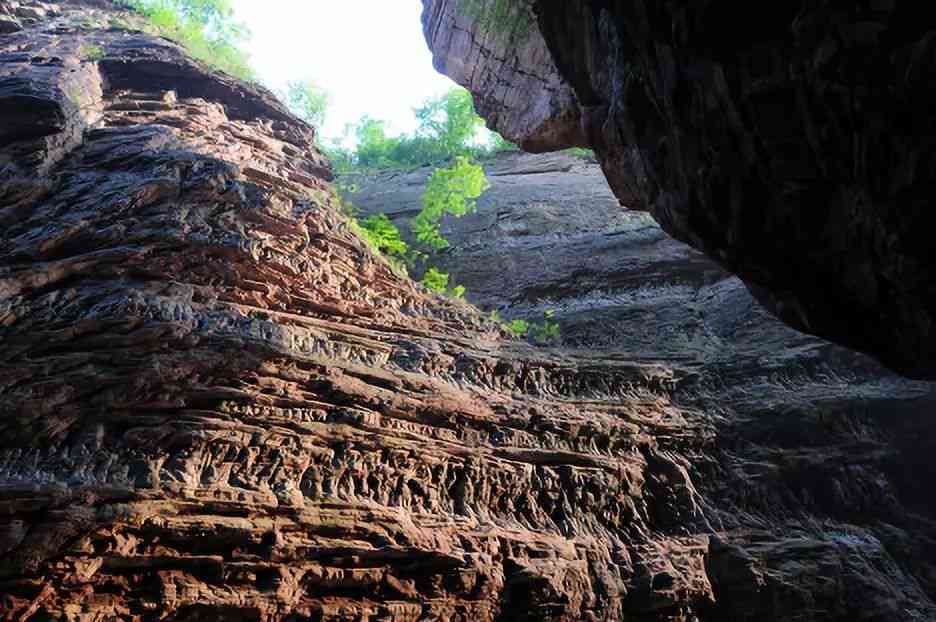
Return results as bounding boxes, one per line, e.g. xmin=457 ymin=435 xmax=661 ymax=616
xmin=353 ymin=117 xmax=399 ymax=169
xmin=457 ymin=0 xmax=533 ymax=41
xmin=334 ymin=187 xmax=472 ymax=300
xmin=324 ymin=146 xmax=356 ymax=172
xmin=503 ymin=319 xmax=530 ymax=338
xmin=331 ymin=102 xmax=493 ymax=303
xmin=413 ymin=156 xmax=490 ymax=249
xmin=564 ymin=147 xmax=595 ymax=159
xmin=414 ymin=88 xmax=485 ymax=160
xmin=529 ymin=309 xmax=561 ymax=344
xmin=344 ymin=209 xmax=408 ymax=276
xmin=283 ymin=80 xmax=330 ymax=129
xmin=121 ymin=0 xmax=254 ymax=81
xmin=359 ymin=214 xmax=408 ymax=260
xmin=322 ymin=125 xmax=357 ymax=173
xmin=80 ymin=44 xmax=105 ymax=61
xmin=419 ymin=267 xmax=464 ymax=298
xmin=488 ymin=310 xmax=560 ymax=343
xmin=344 ymin=87 xmax=496 ymax=170
xmin=420 ymin=267 xmax=449 ymax=294
xmin=490 ymin=133 xmax=519 ymax=153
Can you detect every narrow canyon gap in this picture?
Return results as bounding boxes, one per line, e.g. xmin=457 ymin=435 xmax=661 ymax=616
xmin=1 ymin=1 xmax=936 ymax=621
xmin=421 ymin=0 xmax=936 ymax=379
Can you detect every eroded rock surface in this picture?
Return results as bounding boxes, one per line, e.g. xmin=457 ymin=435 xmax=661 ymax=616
xmin=2 ymin=1 xmax=936 ymax=620
xmin=420 ymin=0 xmax=582 ymax=153
xmin=350 ymin=151 xmax=936 ymax=621
xmin=422 ymin=0 xmax=936 ymax=379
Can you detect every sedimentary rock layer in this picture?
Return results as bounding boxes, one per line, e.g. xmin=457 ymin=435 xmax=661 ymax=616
xmin=1 ymin=1 xmax=935 ymax=620
xmin=422 ymin=0 xmax=936 ymax=379
xmin=351 ymin=151 xmax=936 ymax=621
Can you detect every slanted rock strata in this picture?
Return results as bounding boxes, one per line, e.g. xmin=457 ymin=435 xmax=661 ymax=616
xmin=0 ymin=2 xmax=935 ymax=621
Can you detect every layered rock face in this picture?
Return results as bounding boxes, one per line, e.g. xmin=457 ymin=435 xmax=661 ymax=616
xmin=2 ymin=1 xmax=936 ymax=620
xmin=351 ymin=151 xmax=936 ymax=621
xmin=422 ymin=0 xmax=936 ymax=379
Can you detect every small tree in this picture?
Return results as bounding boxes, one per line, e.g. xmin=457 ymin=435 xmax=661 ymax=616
xmin=530 ymin=309 xmax=561 ymax=343
xmin=420 ymin=267 xmax=465 ymax=298
xmin=359 ymin=214 xmax=408 ymax=260
xmin=420 ymin=267 xmax=449 ymax=293
xmin=412 ymin=156 xmax=490 ymax=249
xmin=414 ymin=88 xmax=484 ymax=159
xmin=504 ymin=319 xmax=530 ymax=338
xmin=354 ymin=117 xmax=401 ymax=168
xmin=122 ymin=0 xmax=254 ymax=80
xmin=284 ymin=80 xmax=330 ymax=129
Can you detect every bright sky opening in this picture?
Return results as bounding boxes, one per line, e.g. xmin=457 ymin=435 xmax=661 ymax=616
xmin=230 ymin=0 xmax=457 ymax=144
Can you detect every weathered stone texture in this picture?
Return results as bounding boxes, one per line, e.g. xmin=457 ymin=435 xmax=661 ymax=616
xmin=1 ymin=2 xmax=936 ymax=620
xmin=421 ymin=0 xmax=583 ymax=152
xmin=350 ymin=151 xmax=936 ymax=621
xmin=422 ymin=0 xmax=936 ymax=379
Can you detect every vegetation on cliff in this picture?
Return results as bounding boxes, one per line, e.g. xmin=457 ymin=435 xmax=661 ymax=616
xmin=344 ymin=157 xmax=490 ymax=302
xmin=457 ymin=0 xmax=533 ymax=41
xmin=114 ymin=0 xmax=554 ymax=340
xmin=121 ymin=0 xmax=254 ymax=80
xmin=412 ymin=156 xmax=490 ymax=250
xmin=328 ymin=88 xmax=508 ymax=172
xmin=281 ymin=80 xmax=330 ymax=131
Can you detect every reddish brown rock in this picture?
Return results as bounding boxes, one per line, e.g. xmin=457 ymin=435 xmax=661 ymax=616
xmin=1 ymin=1 xmax=936 ymax=621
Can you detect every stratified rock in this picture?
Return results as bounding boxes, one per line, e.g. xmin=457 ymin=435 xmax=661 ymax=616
xmin=0 ymin=2 xmax=711 ymax=620
xmin=2 ymin=1 xmax=936 ymax=620
xmin=421 ymin=0 xmax=583 ymax=152
xmin=351 ymin=150 xmax=936 ymax=621
xmin=422 ymin=0 xmax=936 ymax=379
xmin=0 ymin=16 xmax=21 ymax=33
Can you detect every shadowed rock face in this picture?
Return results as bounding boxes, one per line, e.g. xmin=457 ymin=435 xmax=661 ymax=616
xmin=421 ymin=0 xmax=936 ymax=379
xmin=2 ymin=1 xmax=936 ymax=620
xmin=351 ymin=151 xmax=936 ymax=621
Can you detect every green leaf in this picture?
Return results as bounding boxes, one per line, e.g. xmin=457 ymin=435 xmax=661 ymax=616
xmin=503 ymin=319 xmax=530 ymax=338
xmin=420 ymin=267 xmax=450 ymax=294
xmin=413 ymin=156 xmax=490 ymax=251
xmin=358 ymin=214 xmax=408 ymax=259
xmin=121 ymin=0 xmax=254 ymax=81
xmin=283 ymin=80 xmax=330 ymax=129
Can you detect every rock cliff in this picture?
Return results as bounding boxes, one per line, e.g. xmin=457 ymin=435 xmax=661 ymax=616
xmin=351 ymin=151 xmax=936 ymax=621
xmin=2 ymin=1 xmax=936 ymax=621
xmin=421 ymin=0 xmax=936 ymax=379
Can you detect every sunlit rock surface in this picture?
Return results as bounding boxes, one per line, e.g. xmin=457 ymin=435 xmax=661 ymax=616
xmin=351 ymin=150 xmax=936 ymax=621
xmin=1 ymin=1 xmax=935 ymax=620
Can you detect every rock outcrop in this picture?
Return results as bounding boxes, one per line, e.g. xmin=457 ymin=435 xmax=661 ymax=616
xmin=2 ymin=1 xmax=936 ymax=620
xmin=351 ymin=151 xmax=936 ymax=621
xmin=422 ymin=0 xmax=936 ymax=379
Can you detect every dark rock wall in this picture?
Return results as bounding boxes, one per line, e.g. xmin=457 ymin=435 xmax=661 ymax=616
xmin=422 ymin=0 xmax=936 ymax=379
xmin=1 ymin=1 xmax=935 ymax=620
xmin=350 ymin=151 xmax=936 ymax=621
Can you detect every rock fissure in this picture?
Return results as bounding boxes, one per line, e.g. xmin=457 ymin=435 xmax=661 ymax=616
xmin=1 ymin=1 xmax=935 ymax=620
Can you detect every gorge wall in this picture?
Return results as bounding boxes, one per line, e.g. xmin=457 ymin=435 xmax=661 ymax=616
xmin=2 ymin=1 xmax=936 ymax=620
xmin=421 ymin=0 xmax=936 ymax=379
xmin=359 ymin=153 xmax=936 ymax=621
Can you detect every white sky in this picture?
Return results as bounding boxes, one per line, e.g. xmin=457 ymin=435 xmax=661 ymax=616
xmin=230 ymin=0 xmax=457 ymax=143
